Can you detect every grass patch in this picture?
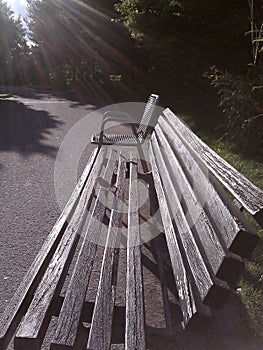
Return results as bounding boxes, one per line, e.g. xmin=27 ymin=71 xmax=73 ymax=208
xmin=238 ymin=278 xmax=263 ymax=337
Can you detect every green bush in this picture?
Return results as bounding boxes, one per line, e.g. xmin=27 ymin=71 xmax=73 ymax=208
xmin=205 ymin=66 xmax=263 ymax=155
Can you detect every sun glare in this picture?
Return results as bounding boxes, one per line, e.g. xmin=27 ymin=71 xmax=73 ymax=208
xmin=7 ymin=0 xmax=27 ymax=5
xmin=5 ymin=0 xmax=27 ymax=16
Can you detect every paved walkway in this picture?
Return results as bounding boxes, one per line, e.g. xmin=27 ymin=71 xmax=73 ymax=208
xmin=0 ymin=87 xmax=98 ymax=314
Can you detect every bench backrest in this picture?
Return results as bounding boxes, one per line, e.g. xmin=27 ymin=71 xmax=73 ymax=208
xmin=160 ymin=108 xmax=263 ymax=226
xmin=148 ymin=109 xmax=262 ymax=329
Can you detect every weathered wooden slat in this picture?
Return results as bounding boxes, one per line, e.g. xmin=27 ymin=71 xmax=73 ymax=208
xmin=211 ymin=177 xmax=259 ymax=258
xmin=150 ymin=134 xmax=231 ymax=309
xmin=125 ymin=155 xmax=146 ymax=350
xmin=50 ymin=150 xmax=119 ymax=350
xmin=153 ymin=237 xmax=173 ymax=330
xmin=87 ymin=156 xmax=127 ymax=350
xmin=149 ymin=144 xmax=212 ymax=330
xmin=158 ymin=116 xmax=258 ymax=259
xmin=148 ymin=182 xmax=174 ymax=330
xmin=155 ymin=123 xmax=244 ymax=284
xmin=0 ymin=148 xmax=99 ymax=350
xmin=163 ymin=108 xmax=263 ymax=227
xmin=14 ymin=149 xmax=107 ymax=350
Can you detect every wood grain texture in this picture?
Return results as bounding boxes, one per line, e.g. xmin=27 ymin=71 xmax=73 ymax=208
xmin=14 ymin=149 xmax=106 ymax=350
xmin=155 ymin=122 xmax=243 ymax=283
xmin=163 ymin=108 xmax=263 ymax=226
xmin=158 ymin=116 xmax=258 ymax=259
xmin=153 ymin=238 xmax=173 ymax=330
xmin=125 ymin=154 xmax=146 ymax=350
xmin=150 ymin=133 xmax=230 ymax=308
xmin=0 ymin=148 xmax=99 ymax=350
xmin=50 ymin=150 xmax=119 ymax=350
xmin=149 ymin=144 xmax=212 ymax=330
xmin=87 ymin=155 xmax=127 ymax=350
xmin=211 ymin=177 xmax=259 ymax=258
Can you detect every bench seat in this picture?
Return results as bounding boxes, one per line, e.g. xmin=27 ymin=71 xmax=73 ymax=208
xmin=0 ymin=107 xmax=262 ymax=350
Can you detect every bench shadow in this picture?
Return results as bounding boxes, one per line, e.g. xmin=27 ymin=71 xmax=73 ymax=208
xmin=0 ymin=98 xmax=61 ymax=156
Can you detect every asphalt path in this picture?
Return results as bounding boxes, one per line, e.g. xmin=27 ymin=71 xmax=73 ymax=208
xmin=0 ymin=87 xmax=101 ymax=314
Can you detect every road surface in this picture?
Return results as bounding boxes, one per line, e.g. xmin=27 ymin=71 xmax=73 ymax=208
xmin=0 ymin=87 xmax=100 ymax=313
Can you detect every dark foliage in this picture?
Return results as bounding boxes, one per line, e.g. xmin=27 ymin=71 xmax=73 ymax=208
xmin=0 ymin=0 xmax=28 ymax=84
xmin=1 ymin=0 xmax=262 ymax=151
xmin=205 ymin=66 xmax=263 ymax=154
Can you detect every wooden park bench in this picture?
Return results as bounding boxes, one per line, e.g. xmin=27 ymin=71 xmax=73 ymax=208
xmin=0 ymin=96 xmax=262 ymax=350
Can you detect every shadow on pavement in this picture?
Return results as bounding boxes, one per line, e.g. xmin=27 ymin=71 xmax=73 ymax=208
xmin=0 ymin=84 xmax=148 ymax=108
xmin=0 ymin=97 xmax=61 ymax=156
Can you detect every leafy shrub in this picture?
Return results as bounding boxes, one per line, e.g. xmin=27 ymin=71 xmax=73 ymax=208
xmin=205 ymin=66 xmax=263 ymax=155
